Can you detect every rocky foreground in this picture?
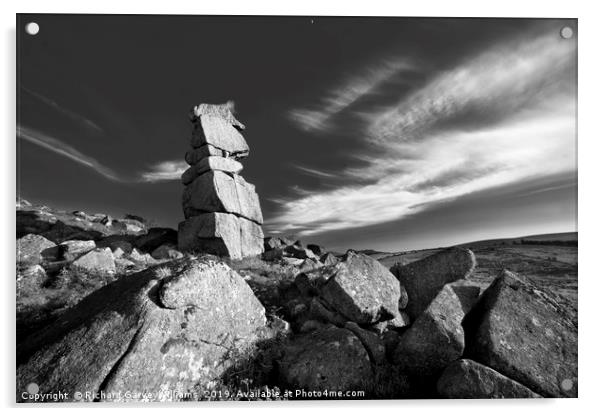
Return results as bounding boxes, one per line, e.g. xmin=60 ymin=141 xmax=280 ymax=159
xmin=16 ymin=201 xmax=577 ymax=401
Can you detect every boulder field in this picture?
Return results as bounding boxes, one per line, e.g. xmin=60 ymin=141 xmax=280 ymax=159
xmin=16 ymin=232 xmax=577 ymax=400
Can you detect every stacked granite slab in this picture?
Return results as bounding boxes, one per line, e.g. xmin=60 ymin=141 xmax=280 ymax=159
xmin=178 ymin=102 xmax=264 ymax=259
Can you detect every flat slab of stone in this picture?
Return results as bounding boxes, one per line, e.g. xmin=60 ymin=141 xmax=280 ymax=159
xmin=239 ymin=217 xmax=264 ymax=257
xmin=178 ymin=213 xmax=264 ymax=259
xmin=437 ymin=359 xmax=541 ymax=399
xmin=181 ymin=156 xmax=243 ymax=185
xmin=182 ymin=171 xmax=263 ymax=224
xmin=319 ymin=251 xmax=404 ymax=325
xmin=190 ymin=116 xmax=249 ymax=158
xmin=464 ymin=270 xmax=577 ymax=398
xmin=185 ymin=144 xmax=226 ymax=165
xmin=191 ymin=102 xmax=246 ymax=130
xmin=390 ymin=247 xmax=476 ymax=319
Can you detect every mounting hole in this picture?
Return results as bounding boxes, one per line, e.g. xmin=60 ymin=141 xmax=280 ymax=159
xmin=25 ymin=22 xmax=40 ymax=35
xmin=560 ymin=26 xmax=573 ymax=39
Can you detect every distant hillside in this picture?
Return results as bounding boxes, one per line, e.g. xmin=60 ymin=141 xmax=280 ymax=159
xmin=376 ymin=231 xmax=577 ymax=268
xmin=458 ymin=232 xmax=577 ymax=249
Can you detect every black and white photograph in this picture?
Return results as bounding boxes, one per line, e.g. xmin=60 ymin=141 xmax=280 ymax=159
xmin=14 ymin=13 xmax=578 ymax=403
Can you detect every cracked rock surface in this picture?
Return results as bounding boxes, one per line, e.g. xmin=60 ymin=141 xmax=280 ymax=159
xmin=16 ymin=257 xmax=266 ymax=402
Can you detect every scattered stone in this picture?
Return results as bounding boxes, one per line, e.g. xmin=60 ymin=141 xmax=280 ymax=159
xmin=17 ymin=258 xmax=267 ymax=402
xmin=372 ymin=311 xmax=411 ymax=332
xmin=390 ymin=247 xmax=476 ymax=319
xmin=320 ymin=252 xmax=339 ymax=266
xmin=298 ymin=258 xmax=323 ymax=273
xmin=99 ymin=215 xmax=113 ymax=226
xmin=134 ymin=228 xmax=178 ymax=253
xmin=16 ymin=234 xmax=58 ymax=267
xmin=59 ymin=240 xmax=96 ymax=262
xmin=344 ymin=321 xmax=386 ymax=364
xmin=264 ymin=236 xmax=286 ymax=251
xmin=128 ymin=248 xmax=159 ymax=267
xmin=262 ymin=248 xmax=283 ymax=261
xmin=437 ymin=359 xmax=541 ymax=399
xmin=283 ymin=245 xmax=317 ymax=260
xmin=16 ymin=198 xmax=31 ymax=208
xmin=464 ymin=270 xmax=577 ymax=398
xmin=114 ymin=257 xmax=136 ymax=271
xmin=319 ymin=251 xmax=403 ymax=325
xmin=298 ymin=319 xmax=326 ymax=333
xmin=295 ymin=267 xmax=333 ymax=296
xmin=281 ymin=257 xmax=304 ymax=267
xmin=70 ymin=248 xmax=116 ymax=275
xmin=72 ymin=210 xmax=87 ymax=219
xmin=393 ymin=282 xmax=480 ymax=377
xmin=117 ymin=218 xmax=146 ymax=234
xmin=307 ymin=244 xmax=324 ymax=256
xmin=278 ymin=326 xmax=372 ymax=391
xmin=308 ymin=297 xmax=347 ymax=326
xmin=97 ymin=236 xmax=134 ymax=256
xmin=124 ymin=214 xmax=146 ymax=223
xmin=269 ymin=316 xmax=291 ymax=335
xmin=151 ymin=244 xmax=184 ymax=260
xmin=285 ymin=299 xmax=308 ymax=320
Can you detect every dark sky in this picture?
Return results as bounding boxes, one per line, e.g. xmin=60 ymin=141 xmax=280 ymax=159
xmin=17 ymin=15 xmax=577 ymax=252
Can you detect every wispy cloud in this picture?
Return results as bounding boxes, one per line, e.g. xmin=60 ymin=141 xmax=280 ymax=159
xmin=139 ymin=160 xmax=188 ymax=183
xmin=288 ymin=58 xmax=415 ymax=132
xmin=18 ymin=125 xmax=187 ymax=184
xmin=293 ymin=164 xmax=338 ymax=178
xmin=18 ymin=125 xmax=124 ymax=182
xmin=270 ymin=27 xmax=577 ymax=236
xmin=20 ymin=86 xmax=104 ymax=132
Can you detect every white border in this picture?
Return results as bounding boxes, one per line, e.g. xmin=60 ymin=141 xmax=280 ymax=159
xmin=2 ymin=1 xmax=600 ymax=415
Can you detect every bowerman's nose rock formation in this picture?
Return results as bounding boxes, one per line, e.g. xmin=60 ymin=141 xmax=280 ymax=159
xmin=178 ymin=102 xmax=264 ymax=259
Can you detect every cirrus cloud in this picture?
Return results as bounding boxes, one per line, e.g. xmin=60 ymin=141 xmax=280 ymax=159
xmin=269 ymin=26 xmax=577 ymax=236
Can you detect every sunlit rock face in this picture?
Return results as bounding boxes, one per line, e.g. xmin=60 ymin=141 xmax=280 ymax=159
xmin=178 ymin=102 xmax=264 ymax=259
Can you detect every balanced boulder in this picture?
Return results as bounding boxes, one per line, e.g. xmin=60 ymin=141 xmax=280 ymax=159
xmin=190 ymin=114 xmax=249 ymax=157
xmin=178 ymin=102 xmax=264 ymax=259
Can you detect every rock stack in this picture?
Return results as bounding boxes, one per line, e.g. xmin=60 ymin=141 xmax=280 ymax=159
xmin=177 ymin=102 xmax=264 ymax=259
